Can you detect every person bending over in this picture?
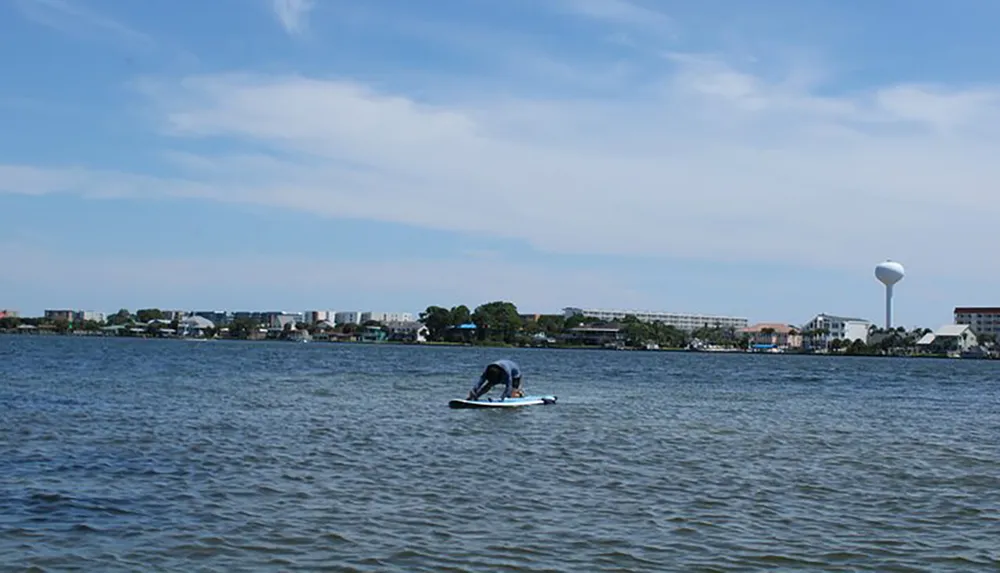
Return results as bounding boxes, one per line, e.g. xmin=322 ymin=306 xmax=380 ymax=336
xmin=467 ymin=359 xmax=524 ymax=400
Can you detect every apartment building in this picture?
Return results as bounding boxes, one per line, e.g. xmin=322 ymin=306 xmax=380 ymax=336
xmin=334 ymin=311 xmax=361 ymax=325
xmin=360 ymin=311 xmax=415 ymax=323
xmin=303 ymin=310 xmax=335 ymax=325
xmin=800 ymin=313 xmax=871 ymax=346
xmin=562 ymin=306 xmax=748 ymax=332
xmin=954 ymin=307 xmax=1000 ymax=339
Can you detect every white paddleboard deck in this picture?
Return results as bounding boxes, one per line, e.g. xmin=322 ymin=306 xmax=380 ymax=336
xmin=448 ymin=395 xmax=557 ymax=409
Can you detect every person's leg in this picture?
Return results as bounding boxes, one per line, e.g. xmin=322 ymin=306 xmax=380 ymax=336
xmin=511 ymin=376 xmax=523 ymax=397
xmin=469 ymin=365 xmax=501 ymax=399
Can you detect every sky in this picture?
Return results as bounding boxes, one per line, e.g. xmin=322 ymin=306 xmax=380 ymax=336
xmin=2 ymin=0 xmax=1000 ymax=328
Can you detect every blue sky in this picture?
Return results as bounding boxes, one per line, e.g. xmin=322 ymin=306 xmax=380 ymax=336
xmin=3 ymin=0 xmax=1000 ymax=328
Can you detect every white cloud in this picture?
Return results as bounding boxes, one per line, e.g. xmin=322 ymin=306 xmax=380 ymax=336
xmin=561 ymin=0 xmax=675 ymax=35
xmin=13 ymin=0 xmax=156 ymax=50
xmin=5 ymin=47 xmax=1000 ymax=283
xmin=271 ymin=0 xmax=314 ymax=35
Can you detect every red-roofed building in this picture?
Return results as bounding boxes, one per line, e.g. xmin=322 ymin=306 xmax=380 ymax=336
xmin=740 ymin=323 xmax=803 ymax=349
xmin=954 ymin=307 xmax=1000 ymax=340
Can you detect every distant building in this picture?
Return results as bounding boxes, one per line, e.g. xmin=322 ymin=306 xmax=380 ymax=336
xmin=75 ymin=311 xmax=105 ymax=323
xmin=740 ymin=323 xmax=803 ymax=349
xmin=954 ymin=307 xmax=1000 ymax=340
xmin=227 ymin=311 xmax=302 ymax=328
xmin=335 ymin=311 xmax=361 ymax=325
xmin=361 ymin=311 xmax=415 ymax=323
xmin=917 ymin=324 xmax=979 ymax=354
xmin=178 ymin=315 xmax=215 ymax=337
xmin=303 ymin=310 xmax=335 ymax=325
xmin=801 ymin=313 xmax=871 ymax=348
xmin=194 ymin=311 xmax=233 ymax=327
xmin=561 ymin=325 xmax=625 ymax=347
xmin=44 ymin=310 xmax=106 ymax=323
xmin=562 ymin=307 xmax=748 ymax=332
xmin=268 ymin=312 xmax=303 ymax=329
xmin=383 ymin=321 xmax=430 ymax=342
xmin=0 ymin=309 xmax=19 ymax=319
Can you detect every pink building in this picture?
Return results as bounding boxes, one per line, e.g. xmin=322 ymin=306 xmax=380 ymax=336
xmin=740 ymin=323 xmax=803 ymax=349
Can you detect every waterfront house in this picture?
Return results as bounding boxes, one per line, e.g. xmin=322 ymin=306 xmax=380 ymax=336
xmin=358 ymin=325 xmax=388 ymax=343
xmin=560 ymin=324 xmax=624 ymax=347
xmin=444 ymin=322 xmax=477 ymax=343
xmin=916 ymin=324 xmax=979 ymax=355
xmin=383 ymin=321 xmax=430 ymax=342
xmin=178 ymin=315 xmax=215 ymax=338
xmin=800 ymin=313 xmax=871 ymax=350
xmin=740 ymin=323 xmax=803 ymax=351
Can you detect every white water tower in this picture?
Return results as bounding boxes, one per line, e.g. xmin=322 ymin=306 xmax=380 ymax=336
xmin=875 ymin=260 xmax=905 ymax=329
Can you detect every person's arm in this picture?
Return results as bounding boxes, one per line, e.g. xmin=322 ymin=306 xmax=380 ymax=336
xmin=468 ymin=372 xmax=487 ymax=399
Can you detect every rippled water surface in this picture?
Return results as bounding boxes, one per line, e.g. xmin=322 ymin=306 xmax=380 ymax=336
xmin=2 ymin=335 xmax=1000 ymax=571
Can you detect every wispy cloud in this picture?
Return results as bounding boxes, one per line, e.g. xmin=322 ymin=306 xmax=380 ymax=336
xmin=6 ymin=51 xmax=1000 ymax=286
xmin=13 ymin=0 xmax=155 ymax=50
xmin=271 ymin=0 xmax=315 ymax=36
xmin=5 ymin=2 xmax=1000 ymax=293
xmin=564 ymin=0 xmax=672 ymax=29
xmin=560 ymin=0 xmax=677 ymax=42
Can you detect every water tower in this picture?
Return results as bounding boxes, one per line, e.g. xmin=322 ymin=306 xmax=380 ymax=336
xmin=875 ymin=260 xmax=905 ymax=330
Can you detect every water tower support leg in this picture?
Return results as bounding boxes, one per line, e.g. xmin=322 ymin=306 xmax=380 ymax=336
xmin=884 ymin=283 xmax=894 ymax=330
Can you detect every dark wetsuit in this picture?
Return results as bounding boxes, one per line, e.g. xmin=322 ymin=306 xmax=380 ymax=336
xmin=468 ymin=359 xmax=522 ymax=400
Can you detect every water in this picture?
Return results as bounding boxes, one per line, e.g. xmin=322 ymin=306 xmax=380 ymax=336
xmin=2 ymin=335 xmax=999 ymax=571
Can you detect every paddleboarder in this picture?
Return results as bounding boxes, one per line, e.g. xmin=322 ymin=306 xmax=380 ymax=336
xmin=467 ymin=359 xmax=524 ymax=400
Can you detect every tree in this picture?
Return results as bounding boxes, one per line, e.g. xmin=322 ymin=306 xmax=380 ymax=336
xmin=420 ymin=306 xmax=453 ymax=340
xmin=845 ymin=339 xmax=869 ymax=355
xmin=450 ymin=305 xmax=471 ymax=326
xmin=472 ymin=301 xmax=522 ymax=343
xmin=52 ymin=318 xmax=71 ymax=334
xmin=536 ymin=315 xmax=566 ymax=336
xmin=108 ymin=309 xmax=132 ymax=326
xmin=229 ymin=317 xmax=259 ymax=339
xmin=136 ymin=308 xmax=164 ymax=323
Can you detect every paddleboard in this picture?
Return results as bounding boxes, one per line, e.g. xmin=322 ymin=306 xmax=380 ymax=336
xmin=448 ymin=395 xmax=558 ymax=409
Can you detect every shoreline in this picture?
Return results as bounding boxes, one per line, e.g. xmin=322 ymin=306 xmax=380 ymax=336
xmin=2 ymin=331 xmax=991 ymax=360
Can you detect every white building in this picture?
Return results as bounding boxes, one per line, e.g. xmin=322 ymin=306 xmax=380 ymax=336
xmin=801 ymin=313 xmax=872 ymax=347
xmin=268 ymin=312 xmax=302 ymax=329
xmin=562 ymin=307 xmax=748 ymax=332
xmin=74 ymin=310 xmax=106 ymax=323
xmin=954 ymin=307 xmax=1000 ymax=340
xmin=361 ymin=311 xmax=415 ymax=323
xmin=335 ymin=311 xmax=361 ymax=325
xmin=179 ymin=315 xmax=215 ymax=337
xmin=303 ymin=310 xmax=335 ymax=325
xmin=917 ymin=324 xmax=979 ymax=353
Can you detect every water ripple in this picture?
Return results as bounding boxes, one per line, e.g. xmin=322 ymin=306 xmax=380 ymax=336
xmin=1 ymin=336 xmax=1000 ymax=570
